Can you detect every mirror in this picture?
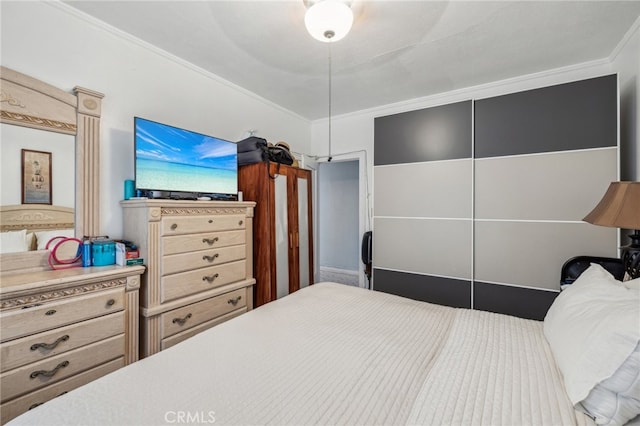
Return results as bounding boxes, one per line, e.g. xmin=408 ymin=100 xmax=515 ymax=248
xmin=0 ymin=66 xmax=104 ymax=274
xmin=1 ymin=123 xmax=75 ymax=214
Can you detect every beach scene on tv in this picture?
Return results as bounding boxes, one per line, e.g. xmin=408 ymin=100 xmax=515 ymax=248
xmin=135 ymin=118 xmax=238 ymax=195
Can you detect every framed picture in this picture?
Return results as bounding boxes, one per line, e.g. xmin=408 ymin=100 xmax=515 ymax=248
xmin=22 ymin=149 xmax=52 ymax=204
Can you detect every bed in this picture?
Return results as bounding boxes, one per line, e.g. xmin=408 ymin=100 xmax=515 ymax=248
xmin=7 ymin=263 xmax=640 ymax=425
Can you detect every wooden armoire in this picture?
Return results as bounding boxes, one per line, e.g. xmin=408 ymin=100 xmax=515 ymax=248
xmin=238 ymin=162 xmax=314 ymax=306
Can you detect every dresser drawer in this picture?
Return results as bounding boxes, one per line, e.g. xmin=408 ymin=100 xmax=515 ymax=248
xmin=1 ymin=312 xmax=124 ymax=373
xmin=161 ymin=288 xmax=246 ymax=339
xmin=161 ymin=260 xmax=246 ymax=303
xmin=161 ymin=308 xmax=245 ymax=351
xmin=162 ymin=229 xmax=245 ymax=256
xmin=1 ymin=288 xmax=124 ymax=342
xmin=161 ymin=214 xmax=246 ymax=236
xmin=0 ymin=357 xmax=124 ymax=424
xmin=0 ymin=334 xmax=124 ymax=403
xmin=162 ymin=245 xmax=246 ymax=276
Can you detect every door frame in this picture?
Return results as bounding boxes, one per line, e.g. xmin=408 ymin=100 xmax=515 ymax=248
xmin=311 ymin=151 xmax=367 ymax=288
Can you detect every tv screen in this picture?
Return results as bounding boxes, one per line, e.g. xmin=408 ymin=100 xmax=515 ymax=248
xmin=134 ymin=117 xmax=237 ymax=197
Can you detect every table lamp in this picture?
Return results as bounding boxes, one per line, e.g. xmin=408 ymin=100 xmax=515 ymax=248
xmin=583 ymin=181 xmax=640 ymax=279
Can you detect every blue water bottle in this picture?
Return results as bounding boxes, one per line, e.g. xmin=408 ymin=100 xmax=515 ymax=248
xmin=82 ymin=239 xmax=92 ymax=267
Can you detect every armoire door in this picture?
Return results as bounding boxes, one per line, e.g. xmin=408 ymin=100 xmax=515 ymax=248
xmin=277 ymin=164 xmax=314 ymax=298
xmin=294 ymin=169 xmax=313 ymax=291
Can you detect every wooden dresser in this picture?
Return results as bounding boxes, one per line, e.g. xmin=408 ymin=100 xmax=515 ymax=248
xmin=121 ymin=200 xmax=256 ymax=358
xmin=0 ymin=265 xmax=144 ymax=424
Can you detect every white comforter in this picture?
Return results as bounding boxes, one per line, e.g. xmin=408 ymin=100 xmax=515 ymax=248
xmin=10 ymin=282 xmax=592 ymax=425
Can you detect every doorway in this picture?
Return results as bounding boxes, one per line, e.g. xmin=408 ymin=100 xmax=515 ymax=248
xmin=316 ymin=158 xmax=363 ymax=287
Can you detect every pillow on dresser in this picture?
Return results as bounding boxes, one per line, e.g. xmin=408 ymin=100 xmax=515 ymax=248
xmin=0 ymin=229 xmax=30 ymax=253
xmin=544 ymin=263 xmax=640 ymax=425
xmin=35 ymin=229 xmax=74 ymax=250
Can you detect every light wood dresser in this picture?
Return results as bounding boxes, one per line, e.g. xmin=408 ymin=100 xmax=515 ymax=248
xmin=0 ymin=265 xmax=144 ymax=424
xmin=121 ymin=200 xmax=256 ymax=358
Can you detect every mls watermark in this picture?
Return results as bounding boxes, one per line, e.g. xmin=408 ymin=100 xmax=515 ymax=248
xmin=164 ymin=411 xmax=216 ymax=424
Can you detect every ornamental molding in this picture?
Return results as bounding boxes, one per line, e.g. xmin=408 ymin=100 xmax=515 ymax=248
xmin=82 ymin=98 xmax=98 ymax=110
xmin=1 ymin=278 xmax=126 ymax=309
xmin=0 ymin=110 xmax=76 ymax=133
xmin=0 ymin=90 xmax=26 ymax=108
xmin=161 ymin=207 xmax=247 ymax=216
xmin=0 ymin=222 xmax=74 ymax=232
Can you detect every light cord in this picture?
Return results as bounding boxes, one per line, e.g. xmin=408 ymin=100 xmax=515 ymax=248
xmin=328 ymin=41 xmax=333 ymax=162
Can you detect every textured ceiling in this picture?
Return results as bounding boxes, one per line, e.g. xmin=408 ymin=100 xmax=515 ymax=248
xmin=64 ymin=1 xmax=640 ymax=120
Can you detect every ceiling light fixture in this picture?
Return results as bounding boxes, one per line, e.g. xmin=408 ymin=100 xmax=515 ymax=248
xmin=304 ymin=0 xmax=354 ymax=43
xmin=304 ymin=0 xmax=353 ymax=162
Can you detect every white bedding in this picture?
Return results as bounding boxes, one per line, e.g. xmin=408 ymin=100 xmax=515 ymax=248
xmin=10 ymin=282 xmax=592 ymax=425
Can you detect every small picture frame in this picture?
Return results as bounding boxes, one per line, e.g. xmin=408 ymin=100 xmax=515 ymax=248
xmin=22 ymin=149 xmax=52 ymax=204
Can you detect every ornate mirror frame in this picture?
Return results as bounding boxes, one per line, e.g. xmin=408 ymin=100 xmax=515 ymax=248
xmin=0 ymin=66 xmax=104 ymax=273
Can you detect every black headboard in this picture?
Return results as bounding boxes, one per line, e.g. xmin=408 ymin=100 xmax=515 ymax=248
xmin=560 ymin=256 xmax=624 ymax=287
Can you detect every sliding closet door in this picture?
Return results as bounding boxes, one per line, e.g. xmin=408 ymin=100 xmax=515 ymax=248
xmin=373 ymin=74 xmax=618 ymax=320
xmin=473 ymin=74 xmax=618 ymax=319
xmin=373 ymin=101 xmax=473 ymax=307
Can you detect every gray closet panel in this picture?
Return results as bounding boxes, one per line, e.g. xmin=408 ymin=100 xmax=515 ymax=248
xmin=374 ymin=100 xmax=472 ymax=165
xmin=374 ymin=217 xmax=472 ymax=280
xmin=475 ymin=74 xmax=617 ymax=158
xmin=473 ymin=282 xmax=558 ymax=321
xmin=373 ymin=269 xmax=471 ymax=308
xmin=475 ymin=148 xmax=617 ymax=221
xmin=374 ymin=160 xmax=472 ymax=218
xmin=474 ymin=221 xmax=617 ymax=290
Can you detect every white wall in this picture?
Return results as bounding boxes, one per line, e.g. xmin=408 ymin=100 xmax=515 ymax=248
xmin=612 ymin=18 xmax=640 ymax=181
xmin=1 ymin=1 xmax=310 ymax=239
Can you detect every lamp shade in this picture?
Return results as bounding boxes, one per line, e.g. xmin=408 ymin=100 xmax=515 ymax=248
xmin=583 ymin=181 xmax=640 ymax=230
xmin=304 ymin=0 xmax=353 ymax=42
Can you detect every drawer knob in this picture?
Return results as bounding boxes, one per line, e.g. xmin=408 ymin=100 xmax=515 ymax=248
xmin=208 ymin=219 xmax=214 ymax=224
xmin=202 ymin=253 xmax=220 ymax=263
xmin=202 ymin=237 xmax=219 ymax=245
xmin=30 ymin=360 xmax=69 ymax=379
xmin=171 ymin=223 xmax=178 ymax=230
xmin=202 ymin=273 xmax=219 ymax=283
xmin=227 ymin=296 xmax=242 ymax=306
xmin=31 ymin=334 xmax=70 ymax=351
xmin=45 ymin=309 xmax=57 ymax=316
xmin=238 ymin=220 xmax=243 ymax=226
xmin=106 ymin=299 xmax=116 ymax=307
xmin=172 ymin=313 xmax=192 ymax=326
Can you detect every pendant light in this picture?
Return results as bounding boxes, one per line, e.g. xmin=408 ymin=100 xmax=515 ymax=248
xmin=304 ymin=0 xmax=354 ymax=43
xmin=304 ymin=0 xmax=354 ymax=161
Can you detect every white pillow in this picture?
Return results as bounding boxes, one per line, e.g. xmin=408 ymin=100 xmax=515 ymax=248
xmin=580 ymin=342 xmax=640 ymax=425
xmin=35 ymin=229 xmax=74 ymax=250
xmin=0 ymin=229 xmax=29 ymax=253
xmin=544 ymin=263 xmax=640 ymax=424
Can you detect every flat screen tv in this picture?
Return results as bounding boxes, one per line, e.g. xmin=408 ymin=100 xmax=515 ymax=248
xmin=134 ymin=117 xmax=237 ymax=198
